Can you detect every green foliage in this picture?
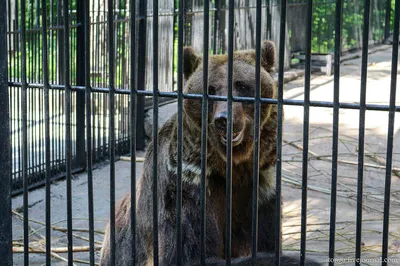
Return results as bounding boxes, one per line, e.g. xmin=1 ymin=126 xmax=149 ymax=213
xmin=291 ymin=0 xmax=392 ymax=53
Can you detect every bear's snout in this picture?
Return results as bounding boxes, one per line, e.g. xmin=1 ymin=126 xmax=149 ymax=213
xmin=213 ymin=103 xmax=245 ymax=146
xmin=214 ymin=111 xmax=228 ymax=132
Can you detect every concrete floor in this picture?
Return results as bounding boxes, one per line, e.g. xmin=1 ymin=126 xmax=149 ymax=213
xmin=12 ymin=45 xmax=400 ymax=265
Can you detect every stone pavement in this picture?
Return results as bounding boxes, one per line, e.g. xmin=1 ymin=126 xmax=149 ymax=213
xmin=12 ymin=45 xmax=400 ymax=265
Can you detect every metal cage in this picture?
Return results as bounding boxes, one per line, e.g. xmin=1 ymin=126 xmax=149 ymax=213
xmin=0 ymin=0 xmax=399 ymax=265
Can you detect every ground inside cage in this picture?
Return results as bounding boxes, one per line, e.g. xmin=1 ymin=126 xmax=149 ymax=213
xmin=11 ymin=46 xmax=400 ymax=266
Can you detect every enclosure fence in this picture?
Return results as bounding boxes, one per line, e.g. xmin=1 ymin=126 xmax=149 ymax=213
xmin=0 ymin=0 xmax=399 ymax=265
xmin=2 ymin=0 xmax=395 ymax=194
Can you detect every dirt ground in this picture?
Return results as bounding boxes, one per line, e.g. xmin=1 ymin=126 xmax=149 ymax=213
xmin=12 ymin=45 xmax=400 ymax=265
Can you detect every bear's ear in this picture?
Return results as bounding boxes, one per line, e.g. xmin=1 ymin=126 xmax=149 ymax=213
xmin=183 ymin=47 xmax=201 ymax=80
xmin=261 ymin=40 xmax=276 ymax=73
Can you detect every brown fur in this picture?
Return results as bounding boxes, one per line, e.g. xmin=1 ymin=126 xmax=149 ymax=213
xmin=99 ymin=41 xmax=321 ymax=266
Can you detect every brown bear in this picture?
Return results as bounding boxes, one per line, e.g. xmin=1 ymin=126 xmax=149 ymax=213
xmin=99 ymin=40 xmax=321 ymax=266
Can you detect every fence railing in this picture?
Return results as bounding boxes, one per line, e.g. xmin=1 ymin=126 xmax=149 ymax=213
xmin=0 ymin=0 xmax=399 ymax=264
xmin=4 ymin=0 xmax=395 ymax=193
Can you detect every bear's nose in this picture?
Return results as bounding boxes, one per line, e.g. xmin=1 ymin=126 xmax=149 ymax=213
xmin=214 ymin=112 xmax=227 ymax=132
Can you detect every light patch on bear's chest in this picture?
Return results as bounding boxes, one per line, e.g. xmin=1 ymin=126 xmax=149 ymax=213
xmin=167 ymin=160 xmax=205 ymax=185
xmin=166 ymin=158 xmax=275 ymax=201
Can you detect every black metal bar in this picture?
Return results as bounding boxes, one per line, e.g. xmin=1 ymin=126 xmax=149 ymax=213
xmin=93 ymin=8 xmax=99 ymax=89
xmin=0 ymin=4 xmax=276 ymax=20
xmin=382 ymin=0 xmax=400 ymax=264
xmin=7 ymin=1 xmax=13 ymax=193
xmin=355 ymin=1 xmax=370 ymax=265
xmin=6 ymin=23 xmax=84 ymax=34
xmin=200 ymin=0 xmax=210 ymax=263
xmin=384 ymin=0 xmax=392 ymax=41
xmin=171 ymin=4 xmax=177 ymax=92
xmin=41 ymin=0 xmax=51 ymax=263
xmin=251 ymin=0 xmax=262 ymax=263
xmin=213 ymin=0 xmax=220 ymax=54
xmin=226 ymin=0 xmax=234 ymax=264
xmin=6 ymin=0 xmax=12 ymax=202
xmin=58 ymin=0 xmax=65 ymax=85
xmin=152 ymin=0 xmax=159 ymax=263
xmin=129 ymin=0 xmax=137 ymax=263
xmin=329 ymin=0 xmax=343 ymax=264
xmin=11 ymin=167 xmax=85 ymax=197
xmin=184 ymin=0 xmax=192 ymax=46
xmin=9 ymin=81 xmax=400 ymax=113
xmin=20 ymin=0 xmax=29 ymax=263
xmin=266 ymin=0 xmax=272 ymax=40
xmin=58 ymin=0 xmax=62 ymax=175
xmin=7 ymin=0 xmax=11 ymax=80
xmin=0 ymin=0 xmax=12 ymax=262
xmin=29 ymin=1 xmax=33 ymax=84
xmin=135 ymin=0 xmax=146 ymax=151
xmin=75 ymin=0 xmax=87 ymax=169
xmin=108 ymin=0 xmax=116 ymax=264
xmin=219 ymin=0 xmax=226 ymax=54
xmin=83 ymin=0 xmax=95 ymax=264
xmin=14 ymin=0 xmax=20 ymax=82
xmin=35 ymin=0 xmax=40 ymax=181
xmin=63 ymin=0 xmax=73 ymax=263
xmin=176 ymin=0 xmax=184 ymax=263
xmin=276 ymin=1 xmax=286 ymax=265
xmin=300 ymin=1 xmax=313 ymax=265
xmin=30 ymin=70 xmax=34 ymax=181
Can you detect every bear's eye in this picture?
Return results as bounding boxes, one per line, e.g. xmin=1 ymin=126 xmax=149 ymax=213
xmin=235 ymin=81 xmax=252 ymax=96
xmin=208 ymin=85 xmax=216 ymax=95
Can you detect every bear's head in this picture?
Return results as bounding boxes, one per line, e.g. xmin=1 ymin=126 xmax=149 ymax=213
xmin=183 ymin=40 xmax=277 ymax=164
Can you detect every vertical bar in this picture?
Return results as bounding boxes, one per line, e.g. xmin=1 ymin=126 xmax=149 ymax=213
xmin=83 ymin=0 xmax=95 ymax=264
xmin=34 ymin=0 xmax=40 ymax=179
xmin=7 ymin=0 xmax=11 ymax=80
xmin=152 ymin=0 xmax=159 ymax=262
xmin=266 ymin=0 xmax=272 ymax=40
xmin=355 ymin=1 xmax=370 ymax=265
xmin=21 ymin=0 xmax=30 ymax=263
xmin=329 ymin=0 xmax=343 ymax=264
xmin=75 ymin=0 xmax=87 ymax=169
xmin=171 ymin=4 xmax=177 ymax=92
xmin=226 ymin=0 xmax=234 ymax=264
xmin=136 ymin=0 xmax=146 ymax=150
xmin=382 ymin=0 xmax=400 ymax=264
xmin=7 ymin=0 xmax=13 ymax=194
xmin=176 ymin=0 xmax=184 ymax=263
xmin=14 ymin=0 xmax=19 ymax=82
xmin=0 ymin=0 xmax=12 ymax=262
xmin=63 ymin=0 xmax=74 ymax=262
xmin=129 ymin=0 xmax=137 ymax=262
xmin=30 ymin=71 xmax=34 ymax=179
xmin=213 ymin=0 xmax=219 ymax=54
xmin=35 ymin=0 xmax=39 ymax=81
xmin=41 ymin=0 xmax=51 ymax=264
xmin=15 ymin=0 xmax=21 ymax=186
xmin=200 ymin=0 xmax=210 ymax=263
xmin=50 ymin=0 xmax=54 ymax=82
xmin=300 ymin=1 xmax=313 ymax=265
xmin=219 ymin=0 xmax=226 ymax=55
xmin=108 ymin=0 xmax=116 ymax=264
xmin=251 ymin=0 xmax=262 ymax=263
xmin=57 ymin=0 xmax=61 ymax=172
xmin=384 ymin=0 xmax=392 ymax=41
xmin=276 ymin=1 xmax=286 ymax=265
xmin=58 ymin=0 xmax=65 ymax=85
xmin=6 ymin=0 xmax=12 ymax=195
